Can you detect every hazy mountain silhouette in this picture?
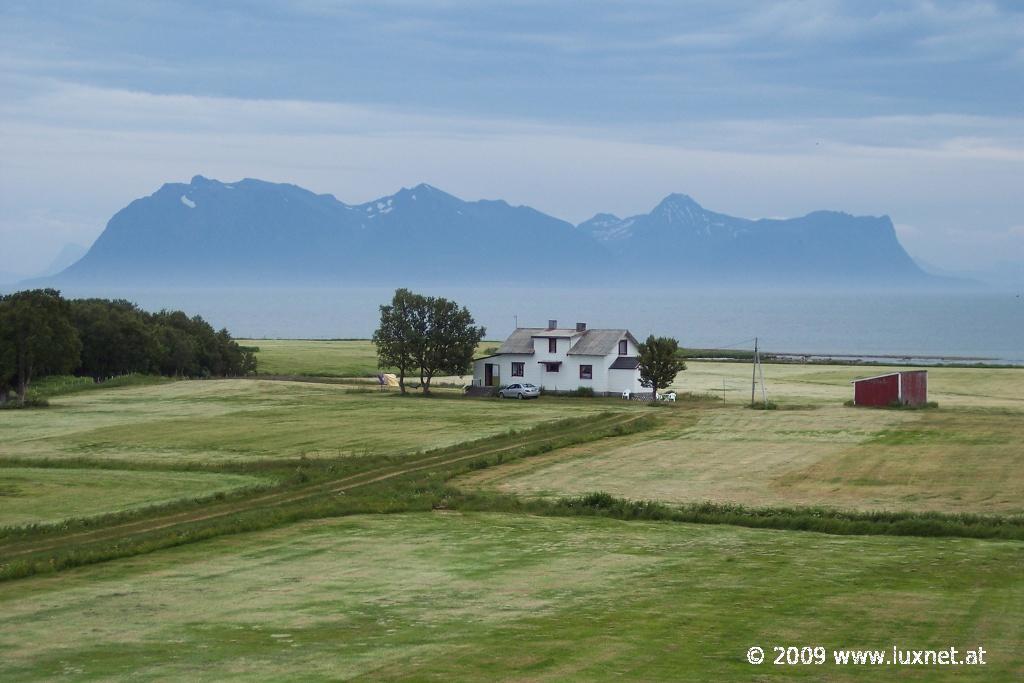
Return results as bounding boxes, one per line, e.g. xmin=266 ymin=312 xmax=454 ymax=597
xmin=49 ymin=176 xmax=941 ymax=287
xmin=578 ymin=193 xmax=929 ymax=284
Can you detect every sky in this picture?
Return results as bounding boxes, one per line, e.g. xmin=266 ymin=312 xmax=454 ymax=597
xmin=1 ymin=0 xmax=1022 ymax=277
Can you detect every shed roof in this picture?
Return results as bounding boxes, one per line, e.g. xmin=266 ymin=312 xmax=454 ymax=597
xmin=850 ymin=370 xmax=927 ymax=384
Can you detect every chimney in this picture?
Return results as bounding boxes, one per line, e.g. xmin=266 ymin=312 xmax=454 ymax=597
xmin=576 ymin=322 xmax=587 ymax=332
xmin=547 ymin=319 xmax=557 ymax=330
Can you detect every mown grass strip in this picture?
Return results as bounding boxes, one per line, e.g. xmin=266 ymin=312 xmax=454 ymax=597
xmin=0 ymin=413 xmax=656 ymax=582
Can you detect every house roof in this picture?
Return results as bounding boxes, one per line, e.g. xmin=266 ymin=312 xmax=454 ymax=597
xmin=496 ymin=327 xmax=638 ymax=356
xmin=497 ymin=328 xmax=541 ymax=354
xmin=529 ymin=329 xmax=581 ymax=338
xmin=609 ymin=356 xmax=640 ymax=369
xmin=568 ymin=329 xmax=638 ymax=356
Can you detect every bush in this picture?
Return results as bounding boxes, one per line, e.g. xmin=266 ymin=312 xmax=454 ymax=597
xmin=0 ymin=397 xmax=49 ymax=409
xmin=571 ymin=386 xmax=595 ymax=397
xmin=748 ymin=401 xmax=778 ymax=410
xmin=847 ymin=400 xmax=940 ymax=410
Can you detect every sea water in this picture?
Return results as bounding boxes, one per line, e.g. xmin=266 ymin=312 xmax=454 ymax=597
xmin=42 ymin=286 xmax=1024 ymax=364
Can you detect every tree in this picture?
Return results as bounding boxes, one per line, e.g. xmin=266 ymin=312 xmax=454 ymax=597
xmin=373 ymin=289 xmax=485 ymax=395
xmin=417 ymin=295 xmax=485 ymax=394
xmin=373 ymin=288 xmax=428 ymax=394
xmin=70 ymin=299 xmax=160 ymax=379
xmin=637 ymin=335 xmax=686 ymax=402
xmin=0 ymin=289 xmax=81 ymax=404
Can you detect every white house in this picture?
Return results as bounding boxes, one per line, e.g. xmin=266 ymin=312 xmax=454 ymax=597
xmin=472 ymin=320 xmax=644 ymax=395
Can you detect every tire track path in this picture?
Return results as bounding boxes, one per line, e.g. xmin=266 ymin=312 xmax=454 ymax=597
xmin=0 ymin=413 xmax=644 ymax=564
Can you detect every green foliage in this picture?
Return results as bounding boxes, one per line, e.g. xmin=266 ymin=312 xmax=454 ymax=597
xmin=547 ymin=493 xmax=1024 ymax=541
xmin=419 ymin=295 xmax=486 ymax=392
xmin=0 ymin=397 xmax=49 ymax=410
xmin=844 ymin=399 xmax=940 ymax=410
xmin=27 ymin=373 xmax=168 ymax=400
xmin=637 ymin=335 xmax=686 ymax=401
xmin=373 ymin=288 xmax=427 ymax=393
xmin=886 ymin=400 xmax=940 ymax=410
xmin=69 ymin=298 xmax=160 ymax=379
xmin=373 ymin=288 xmax=485 ymax=394
xmin=0 ymin=289 xmax=82 ymax=405
xmin=0 ymin=291 xmax=255 ymax=405
xmin=748 ymin=400 xmax=778 ymax=410
xmin=66 ymin=298 xmax=256 ymax=380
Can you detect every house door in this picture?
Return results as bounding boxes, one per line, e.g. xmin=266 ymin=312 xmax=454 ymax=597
xmin=485 ymin=363 xmax=498 ymax=386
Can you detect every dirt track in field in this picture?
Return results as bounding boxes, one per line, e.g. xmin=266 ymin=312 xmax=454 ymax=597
xmin=0 ymin=413 xmax=644 ymax=567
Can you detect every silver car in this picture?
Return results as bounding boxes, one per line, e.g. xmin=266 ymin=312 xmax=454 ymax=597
xmin=498 ymin=383 xmax=540 ymax=400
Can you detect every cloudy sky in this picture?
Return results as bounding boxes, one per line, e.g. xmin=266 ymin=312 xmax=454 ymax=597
xmin=1 ymin=0 xmax=1022 ymax=275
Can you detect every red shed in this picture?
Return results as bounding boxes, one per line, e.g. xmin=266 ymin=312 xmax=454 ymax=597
xmin=851 ymin=370 xmax=928 ymax=407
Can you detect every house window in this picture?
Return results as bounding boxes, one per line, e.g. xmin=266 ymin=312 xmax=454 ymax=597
xmin=543 ymin=362 xmax=561 ymax=372
xmin=548 ymin=338 xmax=557 ymax=353
xmin=511 ymin=362 xmax=524 ymax=377
xmin=579 ymin=364 xmax=593 ymax=380
xmin=618 ymin=340 xmax=628 ymax=355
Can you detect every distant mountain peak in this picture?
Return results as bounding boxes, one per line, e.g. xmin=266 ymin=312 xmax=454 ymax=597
xmin=47 ymin=176 xmax=936 ymax=287
xmin=660 ymin=192 xmax=700 ymax=206
xmin=653 ymin=193 xmax=707 ymax=222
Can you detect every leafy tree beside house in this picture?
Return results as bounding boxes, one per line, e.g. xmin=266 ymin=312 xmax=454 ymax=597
xmin=418 ymin=295 xmax=485 ymax=394
xmin=373 ymin=288 xmax=485 ymax=395
xmin=637 ymin=335 xmax=686 ymax=402
xmin=0 ymin=289 xmax=82 ymax=405
xmin=373 ymin=288 xmax=428 ymax=394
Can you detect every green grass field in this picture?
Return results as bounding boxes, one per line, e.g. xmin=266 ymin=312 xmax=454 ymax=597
xmin=459 ymin=361 xmax=1024 ymax=515
xmin=240 ymin=339 xmax=501 ymax=378
xmin=1 ymin=339 xmax=1022 ymax=679
xmin=675 ymin=361 xmax=1023 ymax=409
xmin=0 ymin=468 xmax=263 ymax=528
xmin=1 ymin=512 xmax=1020 ymax=681
xmin=0 ymin=378 xmax=612 ymax=464
xmin=458 ymin=400 xmax=1024 ymax=515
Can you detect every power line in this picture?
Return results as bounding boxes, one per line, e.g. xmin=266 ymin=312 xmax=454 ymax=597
xmin=699 ymin=337 xmax=758 ymax=351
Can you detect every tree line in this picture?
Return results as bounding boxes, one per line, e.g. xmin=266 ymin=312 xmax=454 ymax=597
xmin=373 ymin=288 xmax=485 ymax=394
xmin=0 ymin=289 xmax=255 ymax=405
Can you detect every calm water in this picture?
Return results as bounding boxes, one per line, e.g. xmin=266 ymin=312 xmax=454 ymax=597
xmin=41 ymin=286 xmax=1024 ymax=364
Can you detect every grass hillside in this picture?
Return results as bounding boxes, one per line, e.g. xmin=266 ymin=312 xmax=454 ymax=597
xmin=0 ymin=468 xmax=263 ymax=528
xmin=2 ymin=513 xmax=1020 ymax=681
xmin=458 ymin=401 xmax=1024 ymax=515
xmin=1 ymin=339 xmax=1021 ymax=679
xmin=0 ymin=379 xmax=611 ymax=465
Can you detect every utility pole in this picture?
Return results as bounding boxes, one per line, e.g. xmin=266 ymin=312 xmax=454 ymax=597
xmin=751 ymin=337 xmax=758 ymax=405
xmin=750 ymin=337 xmax=768 ymax=406
xmin=758 ymin=344 xmax=768 ymax=405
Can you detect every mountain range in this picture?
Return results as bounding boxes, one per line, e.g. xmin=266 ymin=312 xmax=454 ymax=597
xmin=46 ymin=175 xmax=941 ymax=287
